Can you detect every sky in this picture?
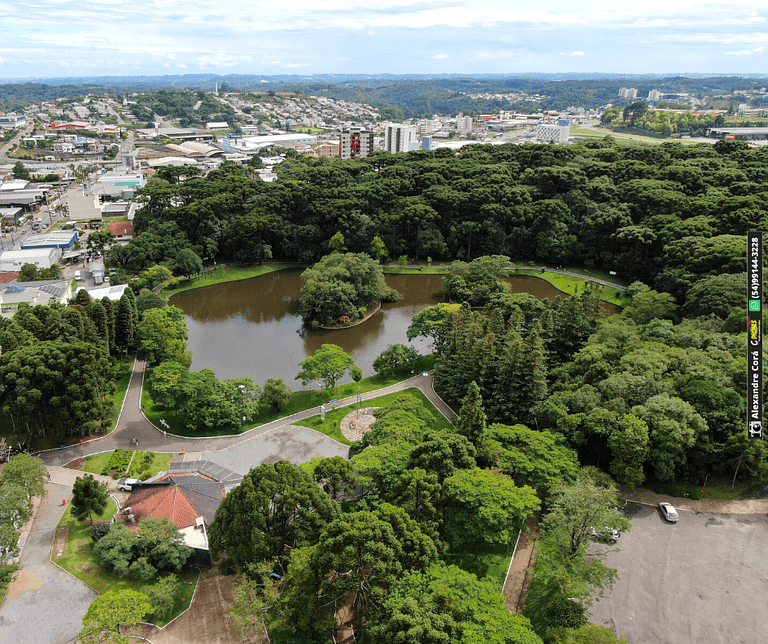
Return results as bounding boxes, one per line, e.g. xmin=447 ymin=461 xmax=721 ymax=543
xmin=1 ymin=0 xmax=768 ymax=79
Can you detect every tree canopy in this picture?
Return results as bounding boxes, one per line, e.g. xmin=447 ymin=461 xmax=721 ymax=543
xmin=299 ymin=252 xmax=399 ymax=326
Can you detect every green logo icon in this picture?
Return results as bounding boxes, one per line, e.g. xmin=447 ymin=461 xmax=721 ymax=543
xmin=750 ymin=300 xmax=761 ymax=311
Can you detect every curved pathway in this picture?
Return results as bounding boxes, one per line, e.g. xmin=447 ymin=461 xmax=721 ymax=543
xmin=0 ymin=482 xmax=97 ymax=644
xmin=40 ymin=360 xmax=455 ymax=468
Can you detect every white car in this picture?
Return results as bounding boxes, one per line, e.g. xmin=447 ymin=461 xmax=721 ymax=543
xmin=117 ymin=478 xmax=140 ymax=492
xmin=659 ymin=502 xmax=679 ymax=523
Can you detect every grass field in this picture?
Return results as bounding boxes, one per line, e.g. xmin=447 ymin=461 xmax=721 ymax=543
xmin=141 ymin=356 xmax=436 ymax=438
xmin=104 ymin=357 xmax=135 ymax=434
xmin=293 ymin=386 xmax=454 ymax=444
xmin=81 ymin=450 xmax=174 ymax=478
xmin=55 ymin=501 xmax=199 ymax=626
xmin=161 ymin=263 xmax=302 ymax=298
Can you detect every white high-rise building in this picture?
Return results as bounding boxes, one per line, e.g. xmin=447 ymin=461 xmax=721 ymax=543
xmin=456 ymin=115 xmax=473 ymax=135
xmin=618 ymin=87 xmax=638 ymax=99
xmin=385 ymin=124 xmax=418 ymax=154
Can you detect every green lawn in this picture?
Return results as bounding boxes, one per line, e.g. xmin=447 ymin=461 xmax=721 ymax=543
xmin=55 ymin=501 xmax=198 ymax=627
xmin=141 ymin=356 xmax=436 ymax=438
xmin=161 ymin=263 xmax=303 ymax=298
xmin=127 ymin=451 xmax=174 ymax=478
xmin=381 ymin=265 xmax=450 ymax=274
xmin=81 ymin=452 xmax=116 ymax=475
xmin=81 ymin=450 xmax=174 ymax=479
xmin=514 ymin=267 xmax=625 ymax=306
xmin=104 ymin=357 xmax=135 ymax=434
xmin=293 ymin=386 xmax=454 ymax=445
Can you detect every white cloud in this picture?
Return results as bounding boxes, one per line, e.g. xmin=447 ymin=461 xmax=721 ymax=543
xmin=569 ymin=50 xmax=584 ymax=56
xmin=434 ymin=54 xmax=448 ymax=59
xmin=725 ymin=49 xmax=753 ymax=55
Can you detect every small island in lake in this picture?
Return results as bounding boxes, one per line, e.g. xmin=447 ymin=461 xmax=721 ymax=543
xmin=299 ymin=252 xmax=400 ymax=328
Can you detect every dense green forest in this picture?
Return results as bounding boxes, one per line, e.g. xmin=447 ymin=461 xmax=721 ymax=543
xmin=129 ymin=90 xmax=235 ymax=128
xmin=1 ymin=134 xmax=764 ymax=642
xmin=120 ymin=137 xmax=764 ymax=489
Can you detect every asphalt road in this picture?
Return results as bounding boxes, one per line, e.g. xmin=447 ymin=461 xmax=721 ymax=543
xmin=589 ymin=502 xmax=768 ymax=644
xmin=0 ymin=483 xmax=96 ymax=644
xmin=200 ymin=425 xmax=348 ymax=475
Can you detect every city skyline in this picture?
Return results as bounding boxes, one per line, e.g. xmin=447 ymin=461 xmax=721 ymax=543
xmin=1 ymin=0 xmax=767 ymax=78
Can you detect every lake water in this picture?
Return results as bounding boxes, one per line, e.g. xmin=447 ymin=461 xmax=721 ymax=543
xmin=170 ymin=270 xmax=605 ymax=389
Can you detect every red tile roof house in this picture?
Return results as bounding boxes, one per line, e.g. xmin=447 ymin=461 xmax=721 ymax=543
xmin=106 ymin=220 xmax=135 ymax=243
xmin=120 ymin=472 xmax=225 ymax=568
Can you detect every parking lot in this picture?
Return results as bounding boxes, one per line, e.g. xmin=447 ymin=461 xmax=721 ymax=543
xmin=589 ymin=502 xmax=768 ymax=644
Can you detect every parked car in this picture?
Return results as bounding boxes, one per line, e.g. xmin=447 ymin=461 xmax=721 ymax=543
xmin=117 ymin=478 xmax=141 ymax=492
xmin=74 ymin=270 xmax=82 ymax=281
xmin=591 ymin=526 xmax=621 ymax=544
xmin=659 ymin=502 xmax=679 ymax=523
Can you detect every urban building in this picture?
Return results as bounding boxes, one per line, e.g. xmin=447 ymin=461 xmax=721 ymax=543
xmin=0 ymin=114 xmax=26 ymax=129
xmin=618 ymin=87 xmax=638 ymax=99
xmin=536 ymin=119 xmax=571 ymax=144
xmin=385 ymin=124 xmax=418 ymax=154
xmin=339 ymin=128 xmax=374 ymax=159
xmin=456 ymin=115 xmax=473 ymax=135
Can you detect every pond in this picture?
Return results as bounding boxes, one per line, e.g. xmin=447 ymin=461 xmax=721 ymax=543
xmin=170 ymin=269 xmax=610 ymax=389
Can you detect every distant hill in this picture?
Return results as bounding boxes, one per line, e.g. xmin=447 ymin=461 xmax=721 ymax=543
xmin=3 ymin=73 xmax=768 ymax=117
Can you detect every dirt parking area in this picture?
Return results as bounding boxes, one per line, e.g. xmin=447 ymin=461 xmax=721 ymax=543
xmin=589 ymin=502 xmax=768 ymax=644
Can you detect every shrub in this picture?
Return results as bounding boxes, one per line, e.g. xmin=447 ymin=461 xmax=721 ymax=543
xmin=90 ymin=521 xmax=112 ymax=542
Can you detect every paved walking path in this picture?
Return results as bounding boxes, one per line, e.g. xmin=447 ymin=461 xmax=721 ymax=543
xmin=0 ymin=482 xmax=96 ymax=644
xmin=7 ymin=362 xmax=454 ymax=644
xmin=40 ymin=361 xmax=455 ymax=468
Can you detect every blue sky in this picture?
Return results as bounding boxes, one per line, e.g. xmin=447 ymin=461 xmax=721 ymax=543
xmin=1 ymin=0 xmax=767 ymax=78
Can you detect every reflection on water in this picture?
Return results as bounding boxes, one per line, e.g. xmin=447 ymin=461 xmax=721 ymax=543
xmin=171 ymin=270 xmax=617 ymax=390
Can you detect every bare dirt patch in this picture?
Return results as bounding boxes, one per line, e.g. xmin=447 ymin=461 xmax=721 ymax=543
xmin=134 ymin=568 xmax=264 ymax=644
xmin=6 ymin=570 xmax=43 ymax=599
xmin=53 ymin=524 xmax=69 ymax=558
xmin=502 ymin=511 xmax=539 ymax=613
xmin=340 ymin=407 xmax=379 ymax=442
xmin=64 ymin=458 xmax=84 ymax=470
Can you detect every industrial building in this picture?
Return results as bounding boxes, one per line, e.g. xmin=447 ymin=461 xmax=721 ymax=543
xmin=0 ymin=248 xmax=61 ymax=271
xmin=21 ymin=231 xmax=78 ymax=251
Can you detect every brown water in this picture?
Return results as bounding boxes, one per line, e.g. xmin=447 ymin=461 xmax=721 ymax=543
xmin=171 ymin=270 xmax=615 ymax=389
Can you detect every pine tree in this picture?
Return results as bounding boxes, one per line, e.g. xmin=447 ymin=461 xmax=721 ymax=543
xmin=101 ymin=296 xmax=116 ymax=352
xmin=115 ymin=294 xmax=135 ymax=355
xmin=89 ymin=300 xmax=111 ymax=353
xmin=455 ymin=381 xmax=487 ymax=447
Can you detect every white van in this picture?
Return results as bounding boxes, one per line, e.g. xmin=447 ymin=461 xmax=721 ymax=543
xmin=74 ymin=270 xmax=82 ymax=281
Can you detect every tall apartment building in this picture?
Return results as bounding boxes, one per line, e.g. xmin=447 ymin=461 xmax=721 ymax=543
xmin=385 ymin=124 xmax=418 ymax=154
xmin=648 ymin=89 xmax=662 ymax=101
xmin=618 ymin=87 xmax=638 ymax=99
xmin=456 ymin=115 xmax=473 ymax=135
xmin=339 ymin=128 xmax=374 ymax=159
